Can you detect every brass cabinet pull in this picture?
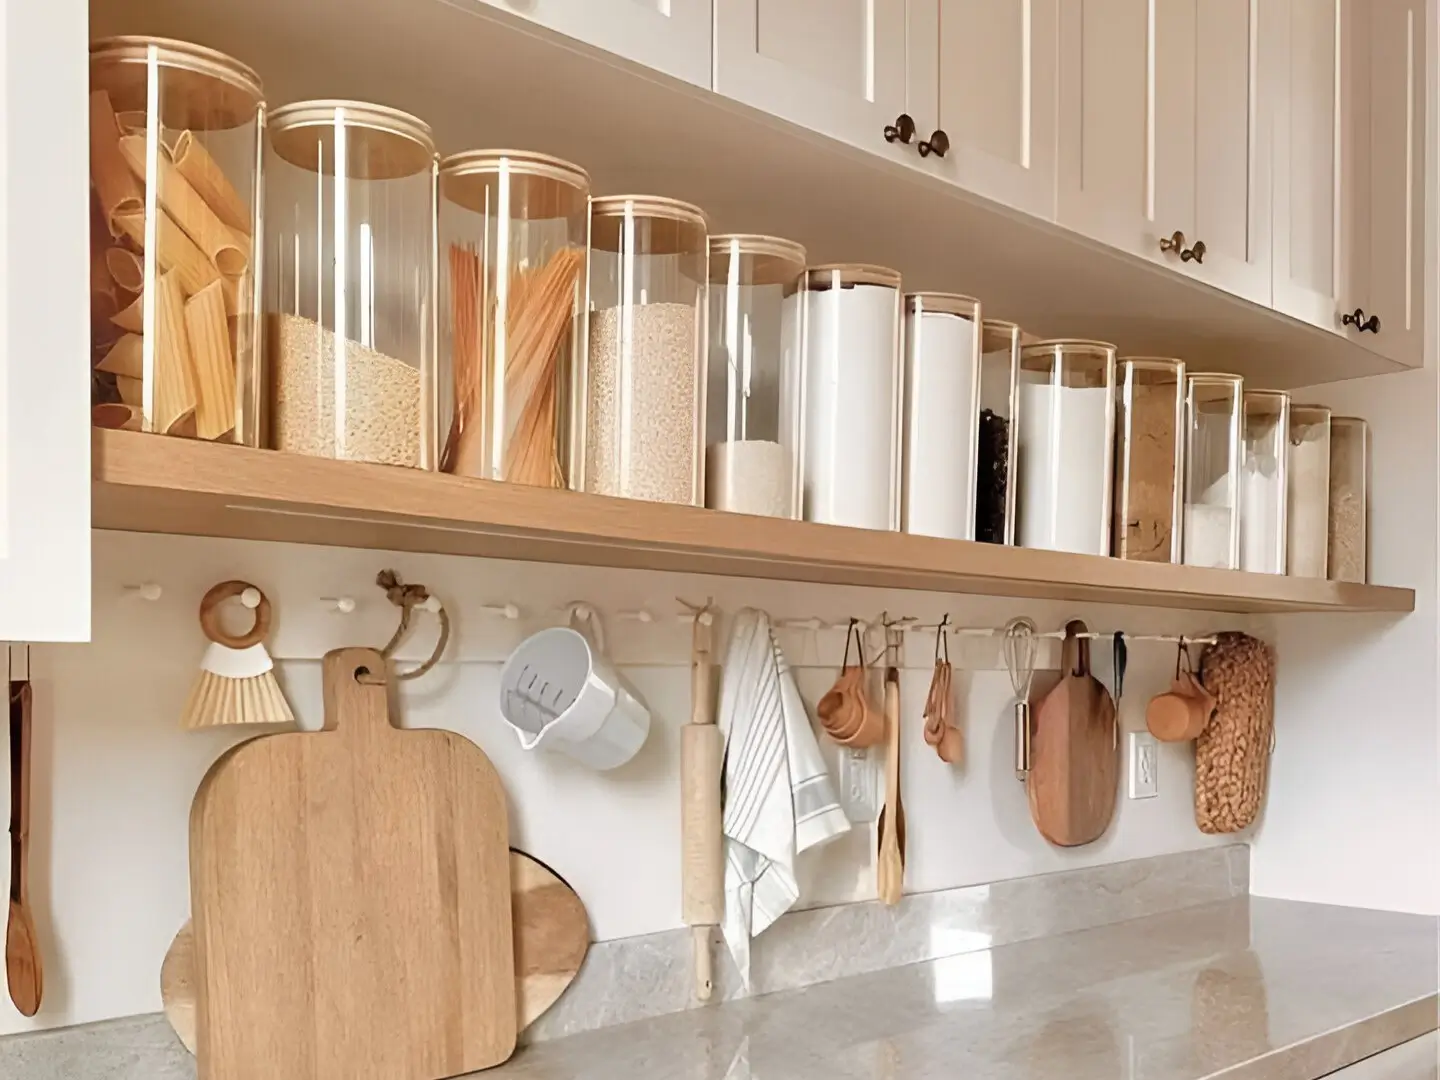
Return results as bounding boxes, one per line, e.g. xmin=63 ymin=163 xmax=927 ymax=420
xmin=1159 ymin=230 xmax=1187 ymax=255
xmin=917 ymin=129 xmax=950 ymax=158
xmin=883 ymin=113 xmax=916 ymax=145
xmin=1181 ymin=240 xmax=1206 ymax=264
xmin=1159 ymin=231 xmax=1205 ymax=265
xmin=1342 ymin=307 xmax=1381 ymax=333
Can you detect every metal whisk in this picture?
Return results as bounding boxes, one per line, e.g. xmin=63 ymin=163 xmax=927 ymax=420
xmin=1003 ymin=617 xmax=1038 ymax=781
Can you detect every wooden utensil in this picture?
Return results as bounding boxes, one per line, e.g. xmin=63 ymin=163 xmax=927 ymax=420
xmin=163 ymin=850 xmax=588 ymax=1053
xmin=817 ymin=620 xmax=885 ymax=748
xmin=7 ymin=655 xmax=42 ymax=1017
xmin=1026 ymin=621 xmax=1119 ymax=847
xmin=680 ymin=608 xmax=721 ymax=1002
xmin=1146 ymin=642 xmax=1217 ymax=742
xmin=876 ymin=631 xmax=906 ymax=906
xmin=189 ymin=647 xmax=516 ymax=1080
xmin=922 ymin=619 xmax=962 ymax=765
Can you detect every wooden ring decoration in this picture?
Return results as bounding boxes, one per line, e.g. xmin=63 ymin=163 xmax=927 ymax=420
xmin=198 ymin=580 xmax=272 ymax=649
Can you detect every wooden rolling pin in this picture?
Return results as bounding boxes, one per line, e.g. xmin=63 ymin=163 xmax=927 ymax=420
xmin=680 ymin=608 xmax=722 ymax=1001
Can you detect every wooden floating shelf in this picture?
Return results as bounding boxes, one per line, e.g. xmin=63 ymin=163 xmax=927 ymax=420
xmin=93 ymin=429 xmax=1415 ymax=616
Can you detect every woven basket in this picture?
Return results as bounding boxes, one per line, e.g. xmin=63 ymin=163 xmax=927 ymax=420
xmin=1195 ymin=632 xmax=1275 ymax=834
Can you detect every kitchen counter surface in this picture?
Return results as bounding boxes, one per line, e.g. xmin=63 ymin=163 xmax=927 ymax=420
xmin=485 ymin=897 xmax=1437 ymax=1080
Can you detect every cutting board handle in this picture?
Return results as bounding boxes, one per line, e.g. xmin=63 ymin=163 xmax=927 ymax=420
xmin=320 ymin=647 xmax=394 ymax=736
xmin=1062 ymin=620 xmax=1091 ymax=677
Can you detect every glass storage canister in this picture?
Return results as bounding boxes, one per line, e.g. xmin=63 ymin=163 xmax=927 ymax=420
xmin=1328 ymin=416 xmax=1368 ymax=583
xmin=1016 ymin=340 xmax=1117 ymax=556
xmin=438 ymin=151 xmax=589 ymax=487
xmin=265 ymin=101 xmax=437 ymax=468
xmin=1113 ymin=357 xmax=1184 ymax=562
xmin=89 ymin=38 xmax=264 ymax=443
xmin=1240 ymin=390 xmax=1290 ymax=575
xmin=1183 ymin=374 xmax=1243 ymax=570
xmin=705 ymin=234 xmax=807 ymax=519
xmin=902 ymin=293 xmax=982 ymax=540
xmin=583 ymin=196 xmax=708 ymax=505
xmin=977 ymin=319 xmax=1021 ymax=545
xmin=1287 ymin=405 xmax=1332 ymax=578
xmin=803 ymin=264 xmax=903 ymax=531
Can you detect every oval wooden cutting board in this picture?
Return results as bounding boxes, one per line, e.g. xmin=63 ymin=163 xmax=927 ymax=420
xmin=163 ymin=850 xmax=590 ymax=1054
xmin=189 ymin=647 xmax=515 ymax=1080
xmin=1026 ymin=621 xmax=1119 ymax=847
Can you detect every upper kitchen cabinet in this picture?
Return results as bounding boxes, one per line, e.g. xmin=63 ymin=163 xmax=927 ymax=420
xmin=1056 ymin=0 xmax=1270 ymax=306
xmin=0 ymin=0 xmax=91 ymax=642
xmin=472 ymin=0 xmax=714 ymax=88
xmin=907 ymin=0 xmax=1060 ymax=221
xmin=714 ymin=0 xmax=912 ymax=161
xmin=1349 ymin=0 xmax=1425 ymax=367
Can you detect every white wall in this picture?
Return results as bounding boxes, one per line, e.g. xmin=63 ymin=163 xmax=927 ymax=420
xmin=1251 ymin=368 xmax=1440 ymax=915
xmin=0 ymin=529 xmax=1247 ymax=1036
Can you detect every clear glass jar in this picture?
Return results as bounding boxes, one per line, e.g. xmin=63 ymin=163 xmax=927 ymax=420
xmin=1240 ymin=391 xmax=1290 ymax=575
xmin=265 ymin=101 xmax=437 ymax=468
xmin=1328 ymin=416 xmax=1368 ymax=583
xmin=977 ymin=320 xmax=1021 ymax=545
xmin=583 ymin=196 xmax=708 ymax=505
xmin=802 ymin=265 xmax=903 ymax=531
xmin=1113 ymin=358 xmax=1184 ymax=562
xmin=438 ymin=151 xmax=589 ymax=488
xmin=1287 ymin=405 xmax=1333 ymax=578
xmin=902 ymin=293 xmax=981 ymax=540
xmin=1183 ymin=374 xmax=1243 ymax=570
xmin=89 ymin=37 xmax=264 ymax=443
xmin=1016 ymin=340 xmax=1116 ymax=555
xmin=704 ymin=234 xmax=807 ymax=519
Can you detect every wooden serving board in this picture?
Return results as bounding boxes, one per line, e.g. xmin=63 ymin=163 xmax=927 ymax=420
xmin=189 ymin=647 xmax=516 ymax=1080
xmin=164 ymin=851 xmax=590 ymax=1054
xmin=1026 ymin=622 xmax=1119 ymax=847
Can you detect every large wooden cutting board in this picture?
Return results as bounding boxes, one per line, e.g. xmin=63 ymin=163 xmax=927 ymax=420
xmin=189 ymin=647 xmax=516 ymax=1080
xmin=164 ymin=851 xmax=589 ymax=1053
xmin=1026 ymin=622 xmax=1119 ymax=847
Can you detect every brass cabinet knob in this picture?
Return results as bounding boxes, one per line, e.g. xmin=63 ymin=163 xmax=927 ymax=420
xmin=1342 ymin=307 xmax=1381 ymax=333
xmin=1181 ymin=240 xmax=1206 ymax=265
xmin=883 ymin=113 xmax=916 ymax=145
xmin=1159 ymin=231 xmax=1205 ymax=265
xmin=917 ymin=129 xmax=950 ymax=158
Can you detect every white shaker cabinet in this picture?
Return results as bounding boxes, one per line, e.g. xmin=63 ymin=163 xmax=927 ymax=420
xmin=0 ymin=0 xmax=91 ymax=642
xmin=1056 ymin=0 xmax=1270 ymax=306
xmin=908 ymin=0 xmax=1060 ymax=221
xmin=1347 ymin=0 xmax=1426 ymax=367
xmin=472 ymin=0 xmax=714 ymax=88
xmin=714 ymin=0 xmax=913 ymax=162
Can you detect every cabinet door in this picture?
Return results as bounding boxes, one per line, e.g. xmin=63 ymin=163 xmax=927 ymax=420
xmin=0 ymin=0 xmax=91 ymax=642
xmin=1271 ymin=0 xmax=1355 ymax=329
xmin=910 ymin=0 xmax=1059 ymax=221
xmin=1353 ymin=0 xmax=1425 ymax=366
xmin=474 ymin=0 xmax=714 ymax=88
xmin=1056 ymin=0 xmax=1267 ymax=304
xmin=714 ymin=0 xmax=912 ymax=158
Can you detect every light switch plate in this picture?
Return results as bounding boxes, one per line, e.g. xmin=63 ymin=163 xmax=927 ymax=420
xmin=1128 ymin=731 xmax=1159 ymax=799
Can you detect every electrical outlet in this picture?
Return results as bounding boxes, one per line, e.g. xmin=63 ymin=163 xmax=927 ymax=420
xmin=1128 ymin=731 xmax=1158 ymax=799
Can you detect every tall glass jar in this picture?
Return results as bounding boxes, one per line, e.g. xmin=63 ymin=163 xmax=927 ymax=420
xmin=902 ymin=294 xmax=981 ymax=540
xmin=438 ymin=151 xmax=589 ymax=488
xmin=1183 ymin=374 xmax=1243 ymax=570
xmin=89 ymin=38 xmax=264 ymax=444
xmin=1113 ymin=358 xmax=1184 ymax=562
xmin=1328 ymin=417 xmax=1369 ymax=583
xmin=803 ymin=265 xmax=903 ymax=531
xmin=265 ymin=101 xmax=437 ymax=468
xmin=705 ymin=234 xmax=806 ymax=519
xmin=583 ymin=196 xmax=708 ymax=505
xmin=977 ymin=320 xmax=1021 ymax=545
xmin=1016 ymin=340 xmax=1116 ymax=555
xmin=1288 ymin=405 xmax=1332 ymax=578
xmin=1240 ymin=391 xmax=1290 ymax=575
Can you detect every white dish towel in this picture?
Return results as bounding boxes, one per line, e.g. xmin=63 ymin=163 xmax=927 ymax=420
xmin=718 ymin=608 xmax=850 ymax=988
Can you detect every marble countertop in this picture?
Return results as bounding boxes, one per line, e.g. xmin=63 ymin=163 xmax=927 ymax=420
xmin=486 ymin=897 xmax=1438 ymax=1080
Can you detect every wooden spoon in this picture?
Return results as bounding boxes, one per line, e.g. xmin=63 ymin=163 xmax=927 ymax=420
xmin=876 ymin=660 xmax=905 ymax=906
xmin=7 ymin=675 xmax=42 ymax=1016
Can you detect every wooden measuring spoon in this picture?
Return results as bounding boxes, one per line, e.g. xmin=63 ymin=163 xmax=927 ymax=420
xmin=7 ymin=671 xmax=42 ymax=1016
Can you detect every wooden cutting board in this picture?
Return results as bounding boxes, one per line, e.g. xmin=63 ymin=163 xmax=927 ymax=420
xmin=1026 ymin=621 xmax=1118 ymax=847
xmin=189 ymin=647 xmax=516 ymax=1080
xmin=163 ymin=850 xmax=590 ymax=1053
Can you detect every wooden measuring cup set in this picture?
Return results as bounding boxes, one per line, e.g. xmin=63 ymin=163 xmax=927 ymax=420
xmin=1145 ymin=639 xmax=1216 ymax=742
xmin=816 ymin=620 xmax=886 ymax=748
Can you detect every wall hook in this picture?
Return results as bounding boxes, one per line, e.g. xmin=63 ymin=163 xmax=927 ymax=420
xmin=479 ymin=603 xmax=521 ymax=620
xmin=123 ymin=582 xmax=163 ymax=602
xmin=321 ymin=596 xmax=358 ymax=614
